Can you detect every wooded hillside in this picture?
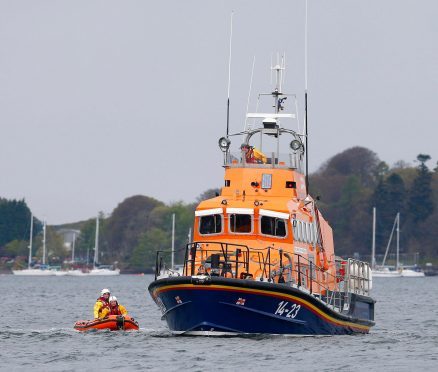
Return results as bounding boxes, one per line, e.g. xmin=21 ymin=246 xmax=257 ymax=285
xmin=1 ymin=147 xmax=437 ymax=271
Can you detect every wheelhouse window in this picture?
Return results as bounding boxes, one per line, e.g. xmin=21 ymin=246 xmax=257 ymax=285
xmin=229 ymin=214 xmax=252 ymax=233
xmin=199 ymin=214 xmax=222 ymax=235
xmin=260 ymin=216 xmax=287 ymax=237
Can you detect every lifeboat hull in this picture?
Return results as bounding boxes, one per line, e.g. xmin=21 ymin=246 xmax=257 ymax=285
xmin=148 ymin=276 xmax=374 ymax=336
xmin=74 ymin=315 xmax=139 ymax=331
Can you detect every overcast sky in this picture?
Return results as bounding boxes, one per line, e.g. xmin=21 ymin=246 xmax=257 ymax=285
xmin=1 ymin=0 xmax=437 ymax=224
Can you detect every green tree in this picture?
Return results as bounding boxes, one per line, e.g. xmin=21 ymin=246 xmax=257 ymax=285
xmin=371 ymin=173 xmax=406 ymax=254
xmin=148 ymin=202 xmax=195 ymax=263
xmin=130 ymin=228 xmax=169 ymax=272
xmin=34 ymin=226 xmax=67 ymax=264
xmin=0 ymin=199 xmax=41 ymax=249
xmin=105 ymin=195 xmax=164 ymax=261
xmin=74 ymin=219 xmax=98 ymax=264
xmin=3 ymin=239 xmax=29 ymax=257
xmin=408 ymin=154 xmax=433 ymax=224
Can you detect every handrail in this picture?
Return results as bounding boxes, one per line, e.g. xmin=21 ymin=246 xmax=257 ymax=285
xmin=154 ymin=242 xmax=371 ymax=313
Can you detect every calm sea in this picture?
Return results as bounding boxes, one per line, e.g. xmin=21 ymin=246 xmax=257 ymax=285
xmin=1 ymin=275 xmax=437 ymax=371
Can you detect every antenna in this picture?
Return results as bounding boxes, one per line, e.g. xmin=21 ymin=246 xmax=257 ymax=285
xmin=305 ymin=0 xmax=308 ymax=92
xmin=304 ymin=0 xmax=309 ymax=195
xmin=226 ymin=12 xmax=234 ymax=138
xmin=371 ymin=207 xmax=376 ymax=270
xmin=270 ymin=53 xmax=273 ymax=84
xmin=294 ymin=95 xmax=301 ymax=133
xmin=281 ymin=53 xmax=286 ymax=88
xmin=244 ymin=56 xmax=256 ymax=131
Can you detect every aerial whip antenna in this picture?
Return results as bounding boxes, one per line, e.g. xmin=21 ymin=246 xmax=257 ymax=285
xmin=226 ymin=11 xmax=234 ymax=138
xmin=244 ymin=56 xmax=256 ymax=131
xmin=304 ymin=0 xmax=309 ymax=195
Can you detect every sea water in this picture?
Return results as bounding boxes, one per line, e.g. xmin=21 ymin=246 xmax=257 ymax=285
xmin=1 ymin=275 xmax=437 ymax=371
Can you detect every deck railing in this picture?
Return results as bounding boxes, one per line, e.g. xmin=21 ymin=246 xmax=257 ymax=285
xmin=154 ymin=241 xmax=371 ymax=313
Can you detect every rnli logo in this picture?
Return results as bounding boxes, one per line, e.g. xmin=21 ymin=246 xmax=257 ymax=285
xmin=175 ymin=296 xmax=182 ymax=304
xmin=236 ymin=298 xmax=246 ymax=306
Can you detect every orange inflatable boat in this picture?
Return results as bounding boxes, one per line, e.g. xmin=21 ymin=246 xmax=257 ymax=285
xmin=74 ymin=315 xmax=139 ymax=331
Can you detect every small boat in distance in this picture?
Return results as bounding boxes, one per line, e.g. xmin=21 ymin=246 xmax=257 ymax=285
xmin=148 ymin=55 xmax=375 ymax=335
xmin=12 ymin=216 xmax=55 ymax=276
xmin=371 ymin=209 xmax=424 ymax=278
xmin=88 ymin=216 xmax=120 ymax=276
xmin=371 ymin=208 xmax=402 ymax=278
xmin=401 ymin=266 xmax=425 ymax=277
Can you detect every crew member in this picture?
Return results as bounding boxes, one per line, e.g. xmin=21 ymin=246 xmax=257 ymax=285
xmin=106 ymin=296 xmax=128 ymax=317
xmin=94 ymin=288 xmax=110 ymax=319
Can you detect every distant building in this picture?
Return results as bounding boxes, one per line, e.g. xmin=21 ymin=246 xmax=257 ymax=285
xmin=56 ymin=228 xmax=81 ymax=251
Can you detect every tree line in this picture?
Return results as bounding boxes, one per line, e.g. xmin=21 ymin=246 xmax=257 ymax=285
xmin=310 ymin=147 xmax=436 ymax=263
xmin=1 ymin=146 xmax=437 ymax=272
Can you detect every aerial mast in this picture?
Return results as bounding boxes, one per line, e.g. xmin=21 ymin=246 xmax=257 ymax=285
xmin=304 ymin=0 xmax=309 ymax=195
xmin=226 ymin=12 xmax=233 ymax=138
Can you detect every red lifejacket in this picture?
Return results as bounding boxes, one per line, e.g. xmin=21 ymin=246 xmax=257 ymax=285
xmin=109 ymin=304 xmax=122 ymax=315
xmin=97 ymin=296 xmax=110 ymax=311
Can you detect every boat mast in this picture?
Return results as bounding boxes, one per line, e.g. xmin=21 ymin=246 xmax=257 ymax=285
xmin=28 ymin=213 xmax=33 ymax=269
xmin=42 ymin=221 xmax=46 ymax=265
xmin=187 ymin=227 xmax=192 ymax=243
xmin=226 ymin=12 xmax=233 ymax=138
xmin=171 ymin=213 xmax=175 ymax=269
xmin=396 ymin=212 xmax=400 ymax=271
xmin=371 ymin=207 xmax=376 ymax=270
xmin=304 ymin=0 xmax=309 ymax=194
xmin=94 ymin=216 xmax=99 ymax=268
xmin=381 ymin=213 xmax=398 ymax=267
xmin=72 ymin=232 xmax=76 ymax=263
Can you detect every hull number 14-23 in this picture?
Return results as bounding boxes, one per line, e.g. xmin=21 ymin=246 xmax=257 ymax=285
xmin=274 ymin=301 xmax=301 ymax=318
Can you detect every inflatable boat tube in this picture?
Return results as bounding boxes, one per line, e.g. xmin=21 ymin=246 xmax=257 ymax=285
xmin=74 ymin=315 xmax=139 ymax=331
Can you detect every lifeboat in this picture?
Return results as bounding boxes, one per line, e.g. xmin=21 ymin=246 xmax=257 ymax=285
xmin=147 ymin=53 xmax=376 ymax=335
xmin=74 ymin=315 xmax=139 ymax=331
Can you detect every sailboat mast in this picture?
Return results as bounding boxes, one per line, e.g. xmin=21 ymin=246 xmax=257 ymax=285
xmin=94 ymin=216 xmax=99 ymax=268
xmin=72 ymin=232 xmax=76 ymax=263
xmin=396 ymin=212 xmax=400 ymax=271
xmin=171 ymin=213 xmax=175 ymax=269
xmin=371 ymin=207 xmax=376 ymax=270
xmin=28 ymin=213 xmax=33 ymax=269
xmin=42 ymin=221 xmax=46 ymax=265
xmin=382 ymin=213 xmax=398 ymax=267
xmin=187 ymin=227 xmax=192 ymax=243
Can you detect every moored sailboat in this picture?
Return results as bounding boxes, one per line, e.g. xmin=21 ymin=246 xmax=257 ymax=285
xmin=371 ymin=208 xmax=402 ymax=278
xmin=12 ymin=216 xmax=55 ymax=276
xmin=371 ymin=210 xmax=424 ymax=278
xmin=88 ymin=216 xmax=120 ymax=276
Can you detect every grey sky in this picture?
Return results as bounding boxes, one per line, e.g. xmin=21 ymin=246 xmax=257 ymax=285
xmin=1 ymin=0 xmax=437 ymax=224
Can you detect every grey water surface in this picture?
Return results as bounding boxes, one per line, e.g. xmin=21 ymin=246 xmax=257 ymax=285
xmin=1 ymin=275 xmax=437 ymax=371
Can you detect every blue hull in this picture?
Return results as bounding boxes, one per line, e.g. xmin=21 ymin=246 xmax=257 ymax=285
xmin=148 ymin=276 xmax=374 ymax=335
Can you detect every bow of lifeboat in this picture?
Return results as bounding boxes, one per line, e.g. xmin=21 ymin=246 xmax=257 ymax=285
xmin=149 ymin=189 xmax=375 ymax=335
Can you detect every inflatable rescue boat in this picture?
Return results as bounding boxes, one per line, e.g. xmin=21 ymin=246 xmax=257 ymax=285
xmin=74 ymin=315 xmax=139 ymax=331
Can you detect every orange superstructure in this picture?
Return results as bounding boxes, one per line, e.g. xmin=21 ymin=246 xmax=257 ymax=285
xmin=191 ymin=145 xmax=337 ymax=294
